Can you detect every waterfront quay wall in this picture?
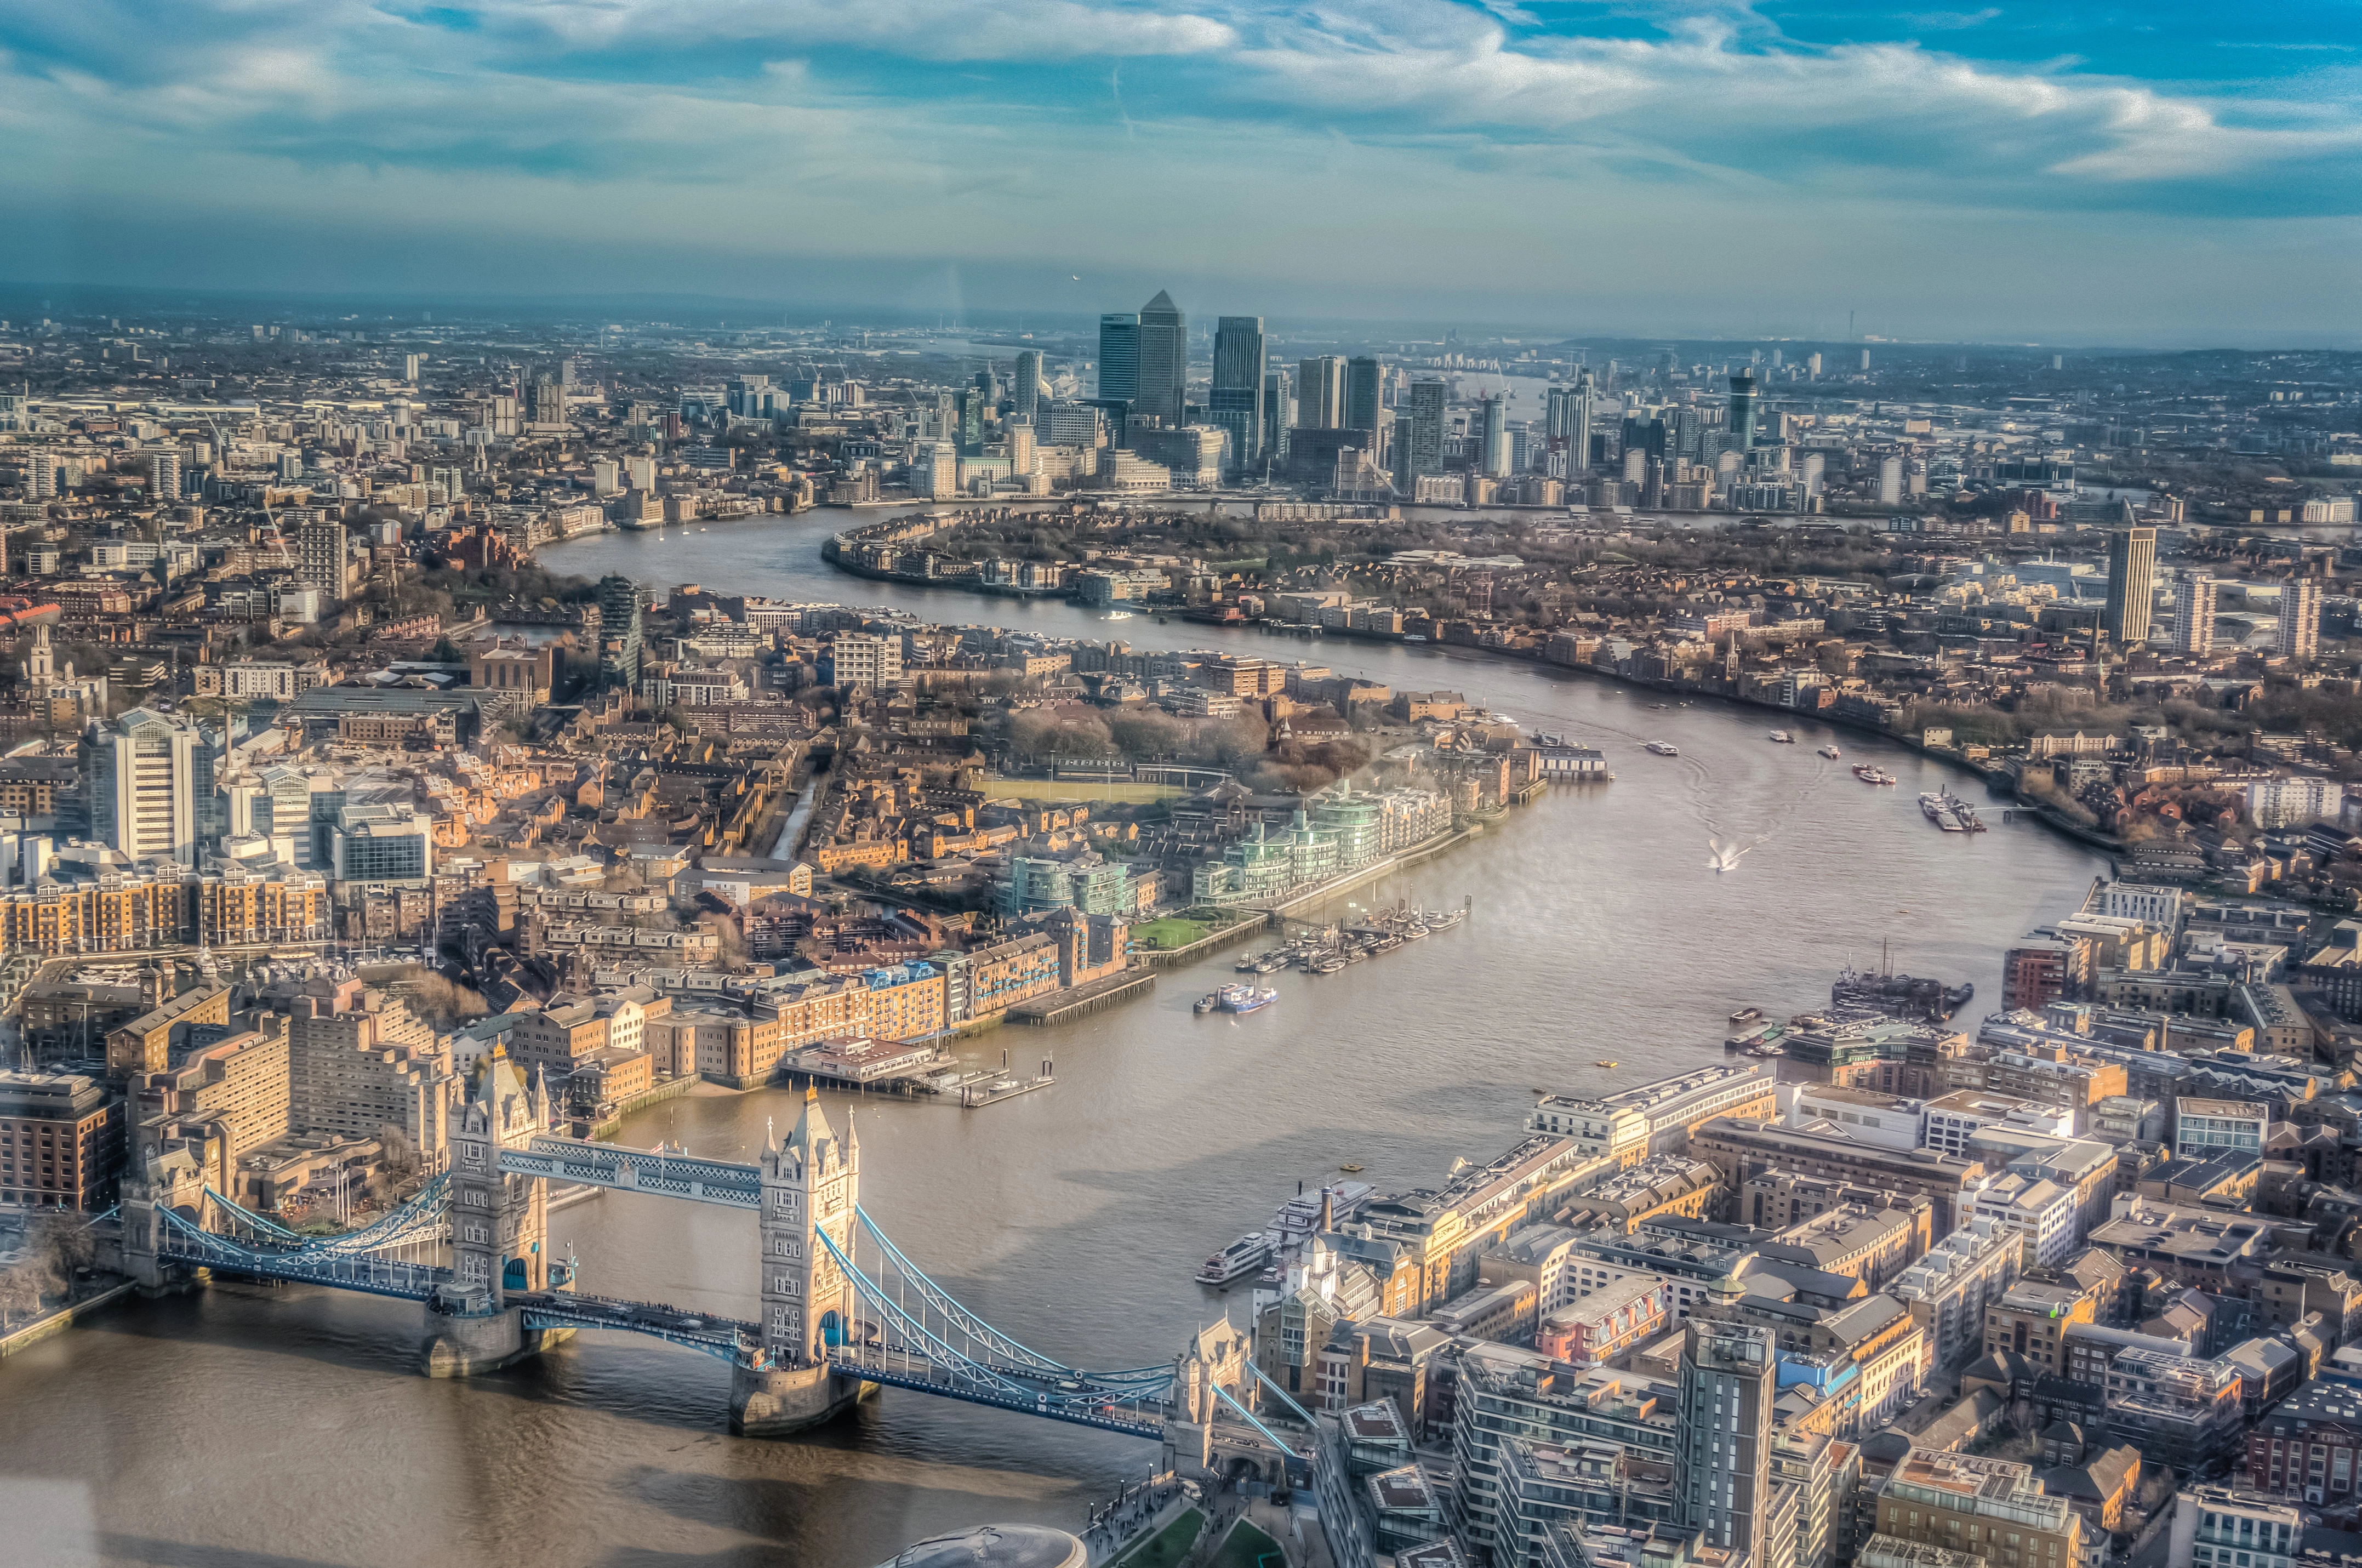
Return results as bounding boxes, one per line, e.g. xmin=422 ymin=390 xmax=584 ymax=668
xmin=1139 ymin=917 xmax=1268 ymax=970
xmin=1009 ymin=968 xmax=1156 ymax=1025
xmin=0 ymin=1278 xmax=136 ymax=1359
xmin=815 ymin=541 xmax=2061 ymax=849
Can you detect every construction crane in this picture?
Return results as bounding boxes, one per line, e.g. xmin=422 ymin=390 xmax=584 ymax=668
xmin=203 ymin=412 xmax=296 ymax=571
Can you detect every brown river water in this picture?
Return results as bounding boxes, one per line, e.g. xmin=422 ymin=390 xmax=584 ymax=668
xmin=0 ymin=516 xmax=2106 ymax=1567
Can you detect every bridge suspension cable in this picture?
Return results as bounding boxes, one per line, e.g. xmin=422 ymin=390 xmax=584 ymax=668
xmin=852 ymin=1205 xmax=1071 ymax=1375
xmin=155 ymin=1202 xmax=449 ymax=1300
xmin=818 ymin=1225 xmax=1170 ymax=1438
xmin=196 ymin=1172 xmax=449 ymax=1258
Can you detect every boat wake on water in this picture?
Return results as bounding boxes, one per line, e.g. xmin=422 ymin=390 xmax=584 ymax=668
xmin=1707 ymin=837 xmax=1753 ymax=873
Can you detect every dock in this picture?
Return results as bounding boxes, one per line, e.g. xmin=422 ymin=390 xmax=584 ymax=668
xmin=780 ymin=1036 xmax=956 ymax=1094
xmin=957 ymin=1073 xmax=1056 ymax=1109
xmin=940 ymin=1049 xmax=1057 ymax=1109
xmin=1009 ymin=968 xmax=1156 ymax=1025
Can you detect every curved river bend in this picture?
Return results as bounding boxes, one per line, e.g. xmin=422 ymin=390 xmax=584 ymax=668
xmin=0 ymin=515 xmax=2106 ymax=1567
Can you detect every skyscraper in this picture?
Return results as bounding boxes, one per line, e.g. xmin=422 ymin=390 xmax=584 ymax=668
xmin=1014 ymin=349 xmax=1044 ymax=423
xmin=298 ymin=518 xmax=350 ymax=601
xmin=82 ymin=709 xmax=210 ymax=864
xmin=1480 ymin=396 xmax=1509 ymax=478
xmin=1262 ymin=370 xmax=1291 ymax=463
xmin=1344 ymin=356 xmax=1384 ymax=438
xmin=1405 ymin=380 xmax=1445 ymax=481
xmin=2103 ymin=527 xmax=2156 ymax=646
xmin=1134 ymin=290 xmax=1186 ymax=424
xmin=2279 ymin=578 xmax=2321 ymax=662
xmin=1096 ymin=313 xmax=1139 ymax=409
xmin=1545 ymin=384 xmax=1577 ymax=441
xmin=1676 ymin=1318 xmax=1776 ymax=1555
xmin=1209 ymin=317 xmax=1266 ymax=474
xmin=598 ymin=573 xmax=644 ymax=692
xmin=1297 ymin=357 xmax=1345 ymax=429
xmin=1728 ymin=370 xmax=1759 ymax=451
xmin=2174 ymin=572 xmax=2217 ymax=655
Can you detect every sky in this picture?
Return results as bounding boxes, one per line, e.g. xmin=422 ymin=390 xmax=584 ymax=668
xmin=1 ymin=0 xmax=2359 ymax=345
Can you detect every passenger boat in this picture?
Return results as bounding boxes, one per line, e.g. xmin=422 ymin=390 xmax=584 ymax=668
xmin=1852 ymin=765 xmax=1897 ymax=785
xmin=1817 ymin=744 xmax=1842 ymax=759
xmin=1646 ymin=741 xmax=1680 ymax=756
xmin=1920 ymin=790 xmax=1971 ymax=833
xmin=1767 ymin=731 xmax=1795 ymax=744
xmin=1216 ymin=983 xmax=1277 ymax=1014
xmin=1194 ymin=1233 xmax=1271 ymax=1286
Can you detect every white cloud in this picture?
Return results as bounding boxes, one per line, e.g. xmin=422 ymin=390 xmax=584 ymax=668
xmin=1227 ymin=4 xmax=2362 ymax=193
xmin=446 ymin=0 xmax=1236 ymax=60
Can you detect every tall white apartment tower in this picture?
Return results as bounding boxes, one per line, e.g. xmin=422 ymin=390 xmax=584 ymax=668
xmin=2175 ymin=572 xmax=2217 ymax=656
xmin=2279 ymin=578 xmax=2322 ymax=662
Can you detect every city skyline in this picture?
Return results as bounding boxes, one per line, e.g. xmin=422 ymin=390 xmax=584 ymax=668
xmin=1 ymin=1 xmax=2358 ymax=344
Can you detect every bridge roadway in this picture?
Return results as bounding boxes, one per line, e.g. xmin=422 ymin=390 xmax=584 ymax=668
xmin=509 ymin=1290 xmax=755 ymax=1362
xmin=824 ymin=1347 xmax=1168 ymax=1439
xmin=497 ymin=1136 xmax=762 ymax=1208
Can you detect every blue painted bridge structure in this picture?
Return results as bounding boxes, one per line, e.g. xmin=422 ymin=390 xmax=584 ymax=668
xmin=138 ymin=1127 xmax=1309 ymax=1470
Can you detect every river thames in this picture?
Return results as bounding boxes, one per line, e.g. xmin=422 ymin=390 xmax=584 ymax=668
xmin=0 ymin=514 xmax=2108 ymax=1567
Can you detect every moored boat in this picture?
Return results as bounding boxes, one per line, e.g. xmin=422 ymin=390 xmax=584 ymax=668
xmin=1217 ymin=982 xmax=1277 ymax=1013
xmin=1195 ymin=1233 xmax=1271 ymax=1286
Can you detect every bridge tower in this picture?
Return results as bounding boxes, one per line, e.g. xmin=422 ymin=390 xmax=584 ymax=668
xmin=732 ymin=1085 xmax=873 ymax=1435
xmin=1163 ymin=1317 xmax=1251 ymax=1480
xmin=423 ymin=1045 xmax=562 ymax=1376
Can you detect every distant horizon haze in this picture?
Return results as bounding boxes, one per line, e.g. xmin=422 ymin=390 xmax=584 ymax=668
xmin=2 ymin=0 xmax=2358 ymax=347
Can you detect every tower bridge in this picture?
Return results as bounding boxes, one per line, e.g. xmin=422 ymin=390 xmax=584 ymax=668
xmin=118 ymin=1047 xmax=1307 ymax=1480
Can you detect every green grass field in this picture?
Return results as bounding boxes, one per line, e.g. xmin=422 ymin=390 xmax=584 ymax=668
xmin=1215 ymin=1520 xmax=1286 ymax=1568
xmin=981 ymin=779 xmax=1184 ymax=803
xmin=1130 ymin=917 xmax=1211 ymax=949
xmin=1110 ymin=1510 xmax=1203 ymax=1568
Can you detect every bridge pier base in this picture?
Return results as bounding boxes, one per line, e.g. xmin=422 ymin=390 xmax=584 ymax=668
xmin=421 ymin=1307 xmax=574 ymax=1378
xmin=729 ymin=1362 xmax=874 ymax=1437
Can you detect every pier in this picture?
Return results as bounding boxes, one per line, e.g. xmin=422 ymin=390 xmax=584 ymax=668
xmin=1009 ymin=968 xmax=1156 ymax=1024
xmin=779 ymin=1036 xmax=954 ymax=1093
